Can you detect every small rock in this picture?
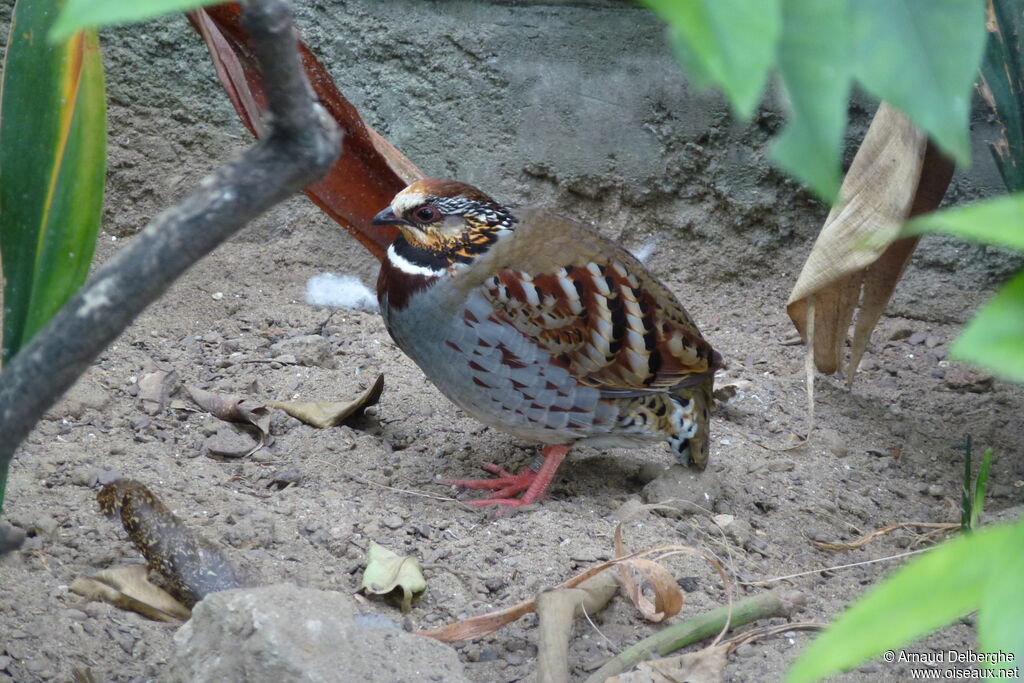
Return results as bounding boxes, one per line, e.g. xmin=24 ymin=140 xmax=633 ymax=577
xmin=677 ymin=576 xmax=699 ymax=592
xmin=712 ymin=514 xmax=753 ymax=546
xmin=944 ymin=366 xmax=994 ymax=393
xmin=907 ymin=331 xmax=928 ymax=346
xmin=269 ymin=335 xmax=334 ymax=368
xmin=205 ymin=427 xmax=258 ymax=458
xmin=767 ymin=458 xmax=795 ymax=472
xmin=641 ymin=465 xmax=720 ymax=515
xmin=816 ymin=428 xmax=847 ymax=458
xmin=484 ymin=576 xmax=506 ymax=593
xmin=71 ymin=468 xmax=101 ymax=487
xmin=888 ymin=327 xmax=914 ymax=341
xmin=382 ymin=515 xmax=405 ymax=530
xmin=926 ymin=484 xmax=944 ymax=497
xmin=97 ymin=469 xmax=124 ymax=486
xmin=924 ymin=335 xmax=941 ymax=348
xmin=931 ymin=368 xmax=946 ymax=379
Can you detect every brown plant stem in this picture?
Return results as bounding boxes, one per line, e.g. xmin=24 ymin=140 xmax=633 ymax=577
xmin=583 ymin=589 xmax=806 ymax=683
xmin=0 ymin=0 xmax=340 ymax=554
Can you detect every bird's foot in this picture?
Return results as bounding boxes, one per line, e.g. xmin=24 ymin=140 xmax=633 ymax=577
xmin=445 ymin=445 xmax=571 ymax=509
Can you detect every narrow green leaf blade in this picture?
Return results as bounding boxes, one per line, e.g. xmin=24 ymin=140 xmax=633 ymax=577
xmin=851 ymin=0 xmax=986 ymax=166
xmin=949 ymin=270 xmax=1024 ymax=383
xmin=642 ymin=0 xmax=782 ymax=119
xmin=903 ymin=193 xmax=1024 ymax=253
xmin=786 ymin=522 xmax=1018 ymax=683
xmin=771 ymin=0 xmax=850 ymax=201
xmin=0 ymin=2 xmax=107 ymax=362
xmin=50 ymin=0 xmax=223 ymax=43
xmin=971 ymin=449 xmax=992 ymax=530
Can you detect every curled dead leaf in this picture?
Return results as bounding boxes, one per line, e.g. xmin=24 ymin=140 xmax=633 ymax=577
xmin=138 ymin=359 xmax=177 ymax=416
xmin=70 ymin=565 xmax=191 ymax=622
xmin=614 ymin=522 xmax=684 ymax=622
xmin=359 ymin=540 xmax=426 ymax=613
xmin=267 ymin=373 xmax=383 ymax=429
xmin=185 ymin=385 xmax=271 ymax=435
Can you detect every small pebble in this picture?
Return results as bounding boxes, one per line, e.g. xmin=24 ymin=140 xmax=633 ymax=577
xmin=383 ymin=515 xmax=405 ymax=530
xmin=907 ymin=331 xmax=928 ymax=346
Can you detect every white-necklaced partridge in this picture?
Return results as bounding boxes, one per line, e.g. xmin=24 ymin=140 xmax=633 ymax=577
xmin=372 ymin=178 xmax=722 ymax=508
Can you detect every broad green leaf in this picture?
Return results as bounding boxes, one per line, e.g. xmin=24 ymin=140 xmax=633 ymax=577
xmin=359 ymin=541 xmax=426 ymax=613
xmin=642 ymin=0 xmax=781 ymax=119
xmin=771 ymin=0 xmax=850 ymax=200
xmin=1 ymin=1 xmax=107 ymax=363
xmin=786 ymin=521 xmax=1020 ymax=683
xmin=977 ymin=520 xmax=1024 ymax=671
xmin=851 ymin=0 xmax=986 ymax=167
xmin=949 ymin=270 xmax=1024 ymax=383
xmin=50 ymin=0 xmax=223 ymax=43
xmin=903 ymin=193 xmax=1024 ymax=253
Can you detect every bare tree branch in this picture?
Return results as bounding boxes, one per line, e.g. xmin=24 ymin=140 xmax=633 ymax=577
xmin=0 ymin=0 xmax=341 ymax=553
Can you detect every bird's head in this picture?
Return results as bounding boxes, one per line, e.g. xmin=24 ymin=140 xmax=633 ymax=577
xmin=372 ymin=178 xmax=517 ymax=264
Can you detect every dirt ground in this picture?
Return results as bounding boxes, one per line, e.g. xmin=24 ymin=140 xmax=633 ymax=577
xmin=3 ymin=204 xmax=1023 ymax=682
xmin=3 ymin=3 xmax=1024 ymax=682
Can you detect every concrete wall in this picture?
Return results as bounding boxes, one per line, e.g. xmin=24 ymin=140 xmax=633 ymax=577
xmin=3 ymin=1 xmax=1018 ymax=322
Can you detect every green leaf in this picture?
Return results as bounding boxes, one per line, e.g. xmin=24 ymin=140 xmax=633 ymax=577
xmin=903 ymin=193 xmax=1024 ymax=253
xmin=359 ymin=541 xmax=426 ymax=613
xmin=771 ymin=0 xmax=850 ymax=200
xmin=850 ymin=0 xmax=986 ymax=167
xmin=1 ymin=2 xmax=106 ymax=363
xmin=50 ymin=0 xmax=223 ymax=43
xmin=971 ymin=449 xmax=992 ymax=531
xmin=949 ymin=270 xmax=1024 ymax=384
xmin=976 ymin=521 xmax=1024 ymax=671
xmin=642 ymin=0 xmax=782 ymax=119
xmin=786 ymin=521 xmax=1021 ymax=683
xmin=980 ymin=0 xmax=1024 ymax=192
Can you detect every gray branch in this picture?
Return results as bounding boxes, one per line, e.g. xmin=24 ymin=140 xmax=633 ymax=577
xmin=0 ymin=0 xmax=341 ymax=552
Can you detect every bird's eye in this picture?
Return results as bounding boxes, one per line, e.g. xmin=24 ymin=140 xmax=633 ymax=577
xmin=413 ymin=206 xmax=440 ymax=223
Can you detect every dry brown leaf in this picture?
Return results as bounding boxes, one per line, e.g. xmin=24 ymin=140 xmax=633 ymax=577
xmin=266 ymin=373 xmax=383 ymax=428
xmin=608 ymin=645 xmax=729 ymax=683
xmin=614 ymin=523 xmax=684 ymax=622
xmin=138 ymin=359 xmax=177 ymax=415
xmin=787 ymin=103 xmax=954 ymax=383
xmin=70 ymin=565 xmax=191 ymax=622
xmin=185 ymin=385 xmax=271 ymax=435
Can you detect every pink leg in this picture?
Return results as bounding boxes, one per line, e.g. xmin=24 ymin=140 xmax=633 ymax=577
xmin=446 ymin=445 xmax=572 ymax=508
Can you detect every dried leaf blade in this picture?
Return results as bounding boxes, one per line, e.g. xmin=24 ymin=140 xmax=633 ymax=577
xmin=267 ymin=373 xmax=383 ymax=428
xmin=70 ymin=565 xmax=191 ymax=622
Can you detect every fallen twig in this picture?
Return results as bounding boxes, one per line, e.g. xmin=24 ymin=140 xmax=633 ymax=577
xmin=810 ymin=522 xmax=959 ymax=551
xmin=583 ymin=589 xmax=806 ymax=683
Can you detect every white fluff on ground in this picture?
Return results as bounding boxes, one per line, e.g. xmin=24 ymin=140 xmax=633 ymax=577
xmin=306 ymin=273 xmax=379 ymax=313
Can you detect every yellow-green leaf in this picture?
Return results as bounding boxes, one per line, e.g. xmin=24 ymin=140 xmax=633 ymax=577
xmin=359 ymin=541 xmax=426 ymax=613
xmin=786 ymin=520 xmax=1022 ymax=683
xmin=1 ymin=0 xmax=107 ymax=363
xmin=50 ymin=0 xmax=224 ymax=43
xmin=903 ymin=193 xmax=1024 ymax=253
xmin=949 ymin=270 xmax=1024 ymax=384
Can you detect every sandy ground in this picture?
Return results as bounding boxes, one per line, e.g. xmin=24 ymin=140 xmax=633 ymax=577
xmin=2 ymin=200 xmax=1022 ymax=681
xmin=2 ymin=3 xmax=1023 ymax=681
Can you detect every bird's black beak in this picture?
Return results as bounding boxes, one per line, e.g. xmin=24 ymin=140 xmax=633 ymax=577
xmin=371 ymin=207 xmax=406 ymax=226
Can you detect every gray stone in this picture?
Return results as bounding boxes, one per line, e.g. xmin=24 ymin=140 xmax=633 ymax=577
xmin=269 ymin=335 xmax=334 ymax=368
xmin=205 ymin=427 xmax=258 ymax=458
xmin=816 ymin=428 xmax=848 ymax=458
xmin=641 ymin=465 xmax=720 ymax=515
xmin=165 ymin=584 xmax=468 ymax=683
